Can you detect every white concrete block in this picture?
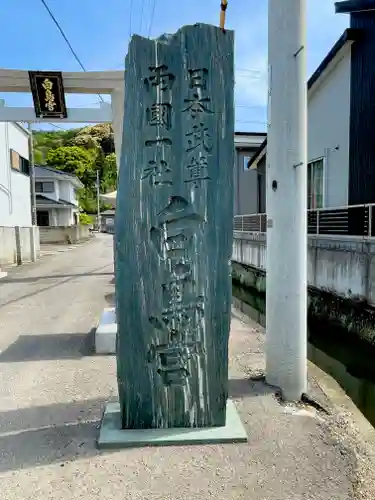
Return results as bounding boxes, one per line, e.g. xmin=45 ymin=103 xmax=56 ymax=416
xmin=0 ymin=271 xmax=7 ymax=279
xmin=95 ymin=307 xmax=117 ymax=354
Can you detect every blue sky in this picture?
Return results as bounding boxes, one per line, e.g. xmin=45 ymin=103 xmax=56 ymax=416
xmin=0 ymin=0 xmax=349 ymax=132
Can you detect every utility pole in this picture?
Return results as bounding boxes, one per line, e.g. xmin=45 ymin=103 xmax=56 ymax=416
xmin=28 ymin=122 xmax=37 ymax=226
xmin=266 ymin=0 xmax=308 ymax=400
xmin=96 ymin=169 xmax=101 ymax=232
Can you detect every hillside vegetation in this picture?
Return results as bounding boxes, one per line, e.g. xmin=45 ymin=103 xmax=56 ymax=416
xmin=33 ymin=123 xmax=117 ymax=214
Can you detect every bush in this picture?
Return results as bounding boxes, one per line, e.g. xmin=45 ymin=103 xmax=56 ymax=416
xmin=79 ymin=213 xmax=94 ymax=225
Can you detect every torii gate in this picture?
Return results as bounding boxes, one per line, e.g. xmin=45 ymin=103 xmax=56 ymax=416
xmin=0 ymin=69 xmax=123 ymax=277
xmin=0 ymin=69 xmax=125 ymax=175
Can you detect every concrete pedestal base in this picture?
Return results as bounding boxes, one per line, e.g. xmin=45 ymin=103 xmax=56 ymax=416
xmin=0 ymin=271 xmax=7 ymax=280
xmin=98 ymin=400 xmax=247 ymax=449
xmin=95 ymin=308 xmax=117 ymax=354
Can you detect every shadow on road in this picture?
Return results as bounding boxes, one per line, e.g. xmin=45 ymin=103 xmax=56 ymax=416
xmin=105 ymin=292 xmax=116 ymax=306
xmin=0 ymin=264 xmax=113 ymax=310
xmin=1 ymin=272 xmax=113 ymax=284
xmin=228 ymin=376 xmax=277 ymax=398
xmin=0 ymin=328 xmax=95 ymax=363
xmin=0 ymin=397 xmax=119 ymax=473
xmin=0 ymin=381 xmax=264 ymax=473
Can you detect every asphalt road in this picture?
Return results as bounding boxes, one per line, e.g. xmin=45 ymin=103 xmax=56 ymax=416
xmin=0 ymin=233 xmax=363 ymax=500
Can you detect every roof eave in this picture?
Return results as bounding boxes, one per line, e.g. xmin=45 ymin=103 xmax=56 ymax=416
xmin=247 ymin=139 xmax=267 ymax=170
xmin=307 ymin=28 xmax=360 ymax=92
xmin=248 ymin=29 xmax=361 ymax=169
xmin=335 ymin=0 xmax=375 ymax=13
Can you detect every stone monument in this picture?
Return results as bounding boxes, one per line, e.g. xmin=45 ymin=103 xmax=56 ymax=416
xmin=99 ymin=23 xmax=247 ymax=447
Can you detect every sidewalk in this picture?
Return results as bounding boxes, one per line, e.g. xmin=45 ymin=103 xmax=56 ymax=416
xmin=1 ymin=301 xmax=374 ymax=499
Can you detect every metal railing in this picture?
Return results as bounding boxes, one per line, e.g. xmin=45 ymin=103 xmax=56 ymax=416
xmin=233 ymin=213 xmax=267 ymax=233
xmin=234 ymin=203 xmax=375 ymax=237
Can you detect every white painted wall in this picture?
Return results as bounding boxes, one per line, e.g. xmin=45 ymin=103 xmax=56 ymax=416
xmin=0 ymin=122 xmax=31 ymax=226
xmin=233 ymin=233 xmax=375 ymax=308
xmin=71 ymin=184 xmax=78 ymax=205
xmin=308 ymin=49 xmax=352 ymax=208
xmin=10 ymin=170 xmax=32 ymax=226
xmin=59 ymin=180 xmax=70 ymax=202
xmin=57 ymin=208 xmax=74 ymax=226
xmin=59 ymin=180 xmax=78 ymax=205
xmin=7 ymin=123 xmax=29 ymax=159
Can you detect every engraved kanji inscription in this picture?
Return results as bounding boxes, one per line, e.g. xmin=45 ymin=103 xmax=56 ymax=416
xmin=146 ymin=103 xmax=172 ymax=129
xmin=145 ymin=137 xmax=172 ymax=147
xmin=148 ymin=196 xmax=206 ymax=387
xmin=143 ymin=137 xmax=173 ymax=187
xmin=182 ymin=94 xmax=213 ymax=119
xmin=183 ymin=68 xmax=213 ymax=118
xmin=144 ymin=65 xmax=175 ymax=92
xmin=142 ymin=159 xmax=172 ymax=186
xmin=184 ymin=155 xmax=210 ymax=188
xmin=188 ymin=68 xmax=208 ymax=90
xmin=147 ymin=342 xmax=204 ymax=386
xmin=186 ymin=123 xmax=212 ymax=153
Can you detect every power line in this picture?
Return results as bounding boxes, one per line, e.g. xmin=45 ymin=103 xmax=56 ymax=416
xmin=39 ymin=0 xmax=104 ymax=103
xmin=139 ymin=0 xmax=145 ymax=34
xmin=148 ymin=0 xmax=157 ymax=37
xmin=49 ymin=123 xmax=66 ymax=130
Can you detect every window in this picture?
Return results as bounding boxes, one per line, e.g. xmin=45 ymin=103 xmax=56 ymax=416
xmin=243 ymin=156 xmax=251 ymax=171
xmin=35 ymin=181 xmax=54 ymax=193
xmin=20 ymin=156 xmax=30 ymax=175
xmin=10 ymin=149 xmax=30 ymax=176
xmin=308 ymin=158 xmax=324 ymax=209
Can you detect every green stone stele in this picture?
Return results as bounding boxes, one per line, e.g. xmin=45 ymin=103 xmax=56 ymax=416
xmin=115 ymin=23 xmax=234 ymax=430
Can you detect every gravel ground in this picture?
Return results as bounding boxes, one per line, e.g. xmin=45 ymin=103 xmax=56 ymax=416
xmin=0 ymin=233 xmax=373 ymax=499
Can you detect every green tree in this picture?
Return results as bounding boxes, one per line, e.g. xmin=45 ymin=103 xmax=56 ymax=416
xmin=100 ymin=153 xmax=117 ymax=193
xmin=46 ymin=146 xmax=97 ymax=186
xmin=33 ymin=125 xmax=116 ymax=215
xmin=33 ymin=128 xmax=80 ymax=163
xmin=79 ymin=213 xmax=94 ymax=225
xmin=73 ymin=123 xmax=114 ymax=154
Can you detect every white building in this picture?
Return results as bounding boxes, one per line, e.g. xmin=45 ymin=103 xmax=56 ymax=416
xmin=245 ymin=8 xmax=375 ymax=214
xmin=34 ymin=165 xmax=83 ymax=226
xmin=0 ymin=122 xmax=32 ymax=227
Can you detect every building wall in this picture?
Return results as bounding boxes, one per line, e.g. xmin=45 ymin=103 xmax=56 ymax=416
xmin=0 ymin=225 xmax=39 ymax=266
xmin=59 ymin=180 xmax=77 ymax=204
xmin=308 ymin=49 xmax=352 ymax=208
xmin=35 ymin=179 xmax=57 ymax=202
xmin=7 ymin=123 xmax=29 ymax=159
xmin=57 ymin=208 xmax=75 ymax=226
xmin=348 ymin=12 xmax=375 ymax=205
xmin=10 ymin=170 xmax=32 ymax=226
xmin=234 ymin=148 xmax=262 ymax=215
xmin=36 ymin=176 xmax=78 ymax=206
xmin=232 ymin=232 xmax=375 ymax=310
xmin=258 ymin=157 xmax=266 ymax=213
xmin=39 ymin=225 xmax=90 ymax=244
xmin=0 ymin=123 xmax=31 ymax=226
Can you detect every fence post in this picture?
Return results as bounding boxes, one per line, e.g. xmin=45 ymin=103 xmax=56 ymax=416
xmin=15 ymin=226 xmax=21 ymax=265
xmin=30 ymin=226 xmax=37 ymax=262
